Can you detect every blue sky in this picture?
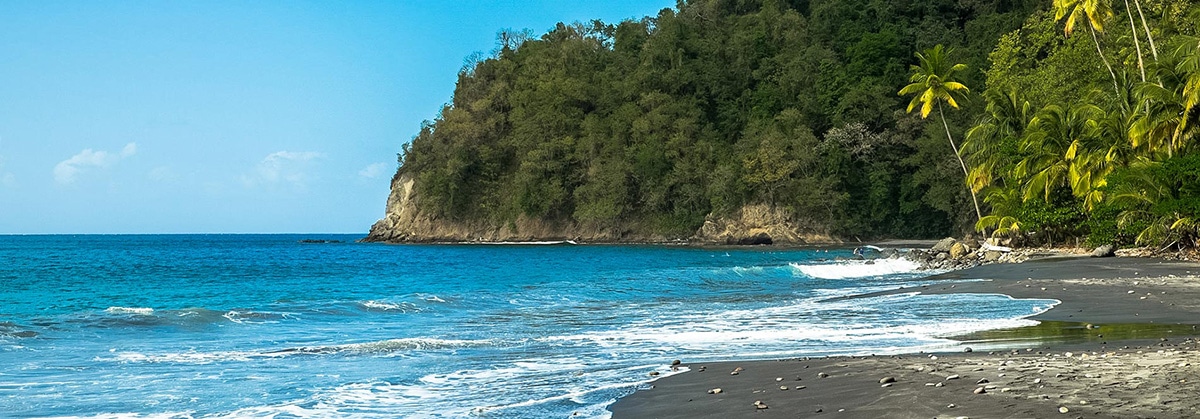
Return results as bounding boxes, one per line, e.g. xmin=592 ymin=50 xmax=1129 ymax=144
xmin=0 ymin=0 xmax=674 ymax=234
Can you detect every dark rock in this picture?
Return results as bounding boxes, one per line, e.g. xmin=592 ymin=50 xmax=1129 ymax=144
xmin=671 ymin=359 xmax=681 ymax=366
xmin=735 ymin=232 xmax=773 ymax=245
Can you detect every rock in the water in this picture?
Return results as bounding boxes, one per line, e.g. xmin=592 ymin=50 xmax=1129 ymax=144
xmin=950 ymin=242 xmax=969 ymax=259
xmin=932 ymin=237 xmax=958 ymax=252
xmin=879 ymin=376 xmax=896 ymax=384
xmin=671 ymin=359 xmax=681 ymax=366
xmin=963 ymin=346 xmax=973 ymax=353
xmin=1091 ymin=244 xmax=1115 ymax=258
xmin=648 ymin=371 xmax=659 ymax=376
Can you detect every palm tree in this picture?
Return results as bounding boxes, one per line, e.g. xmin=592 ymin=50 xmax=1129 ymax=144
xmin=963 ymin=88 xmax=1034 ymax=195
xmin=899 ymin=44 xmax=981 ymax=221
xmin=1121 ymin=0 xmax=1147 ymax=82
xmin=1054 ymin=0 xmax=1120 ymax=94
xmin=1131 ymin=44 xmax=1199 ymax=158
xmin=1132 ymin=0 xmax=1158 ymax=61
xmin=1016 ymin=102 xmax=1105 ymax=202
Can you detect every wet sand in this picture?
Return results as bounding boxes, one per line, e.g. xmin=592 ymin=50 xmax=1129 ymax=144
xmin=609 ymin=256 xmax=1200 ymax=418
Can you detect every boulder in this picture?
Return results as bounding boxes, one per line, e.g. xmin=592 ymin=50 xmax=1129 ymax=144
xmin=949 ymin=242 xmax=969 ymax=259
xmin=1091 ymin=244 xmax=1115 ymax=258
xmin=931 ymin=237 xmax=958 ymax=253
xmin=984 ymin=251 xmax=1002 ymax=262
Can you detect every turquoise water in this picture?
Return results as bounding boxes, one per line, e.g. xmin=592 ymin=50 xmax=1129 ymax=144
xmin=0 ymin=235 xmax=1056 ymax=418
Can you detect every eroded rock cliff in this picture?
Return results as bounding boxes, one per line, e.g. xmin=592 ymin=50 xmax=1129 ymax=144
xmin=365 ymin=173 xmax=839 ymax=245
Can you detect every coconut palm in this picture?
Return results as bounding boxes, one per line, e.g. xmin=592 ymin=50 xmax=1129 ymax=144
xmin=1054 ymin=0 xmax=1120 ymax=93
xmin=1131 ymin=44 xmax=1199 ymax=158
xmin=1016 ymin=102 xmax=1105 ymax=202
xmin=1121 ymin=0 xmax=1147 ymax=81
xmin=963 ymin=89 xmax=1034 ymax=194
xmin=899 ymin=44 xmax=981 ymax=221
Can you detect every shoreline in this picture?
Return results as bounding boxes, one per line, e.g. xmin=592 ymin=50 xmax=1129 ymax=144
xmin=609 ymin=256 xmax=1200 ymax=418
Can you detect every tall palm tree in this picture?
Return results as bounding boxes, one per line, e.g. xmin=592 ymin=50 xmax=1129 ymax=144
xmin=1054 ymin=0 xmax=1120 ymax=94
xmin=1132 ymin=0 xmax=1158 ymax=61
xmin=1121 ymin=0 xmax=1147 ymax=82
xmin=1131 ymin=44 xmax=1199 ymax=158
xmin=1016 ymin=102 xmax=1105 ymax=202
xmin=963 ymin=88 xmax=1034 ymax=193
xmin=899 ymin=44 xmax=981 ymax=221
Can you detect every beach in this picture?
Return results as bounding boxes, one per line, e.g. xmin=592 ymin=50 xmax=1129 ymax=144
xmin=610 ymin=256 xmax=1200 ymax=418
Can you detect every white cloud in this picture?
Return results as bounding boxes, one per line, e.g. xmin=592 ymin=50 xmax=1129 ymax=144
xmin=53 ymin=142 xmax=138 ymax=184
xmin=358 ymin=162 xmax=391 ymax=179
xmin=243 ymin=151 xmax=323 ymax=189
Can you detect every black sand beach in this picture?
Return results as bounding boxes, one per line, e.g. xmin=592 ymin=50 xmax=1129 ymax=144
xmin=610 ymin=256 xmax=1200 ymax=418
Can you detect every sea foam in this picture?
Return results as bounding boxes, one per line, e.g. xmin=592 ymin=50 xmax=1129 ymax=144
xmin=790 ymin=257 xmax=923 ymax=279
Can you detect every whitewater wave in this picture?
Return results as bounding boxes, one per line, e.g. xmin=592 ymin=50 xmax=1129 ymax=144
xmin=105 ymin=307 xmax=155 ymax=315
xmin=103 ymin=337 xmax=499 ymax=365
xmin=790 ymin=257 xmax=923 ymax=279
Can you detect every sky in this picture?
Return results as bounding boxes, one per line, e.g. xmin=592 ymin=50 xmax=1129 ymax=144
xmin=0 ymin=0 xmax=675 ymax=234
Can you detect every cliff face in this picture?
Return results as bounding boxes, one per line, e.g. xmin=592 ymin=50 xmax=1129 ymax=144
xmin=365 ymin=173 xmax=839 ymax=245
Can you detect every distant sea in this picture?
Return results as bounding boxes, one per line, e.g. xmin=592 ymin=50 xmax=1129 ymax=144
xmin=0 ymin=235 xmax=1057 ymax=418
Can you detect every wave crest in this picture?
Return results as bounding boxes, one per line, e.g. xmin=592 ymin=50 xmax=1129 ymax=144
xmin=790 ymin=257 xmax=922 ymax=279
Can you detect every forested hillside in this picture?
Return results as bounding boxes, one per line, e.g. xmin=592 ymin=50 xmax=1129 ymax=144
xmin=382 ymin=0 xmax=1200 ymax=245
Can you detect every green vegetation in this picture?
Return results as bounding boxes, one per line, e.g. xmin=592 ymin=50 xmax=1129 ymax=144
xmin=963 ymin=0 xmax=1200 ymax=249
xmin=393 ymin=0 xmax=1200 ymax=245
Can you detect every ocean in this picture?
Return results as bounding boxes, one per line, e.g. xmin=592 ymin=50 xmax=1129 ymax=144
xmin=0 ymin=235 xmax=1058 ymax=418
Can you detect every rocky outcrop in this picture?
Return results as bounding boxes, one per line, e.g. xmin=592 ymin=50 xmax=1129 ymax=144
xmin=693 ymin=204 xmax=839 ymax=245
xmin=365 ymin=173 xmax=651 ymax=243
xmin=366 ymin=174 xmax=841 ymax=244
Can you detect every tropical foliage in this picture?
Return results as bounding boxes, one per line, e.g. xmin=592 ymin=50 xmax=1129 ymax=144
xmin=397 ymin=0 xmax=1041 ymax=238
xmin=965 ymin=0 xmax=1200 ymax=249
xmin=391 ymin=0 xmax=1200 ymax=247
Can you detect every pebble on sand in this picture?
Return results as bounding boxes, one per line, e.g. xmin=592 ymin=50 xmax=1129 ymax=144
xmin=879 ymin=376 xmax=896 ymax=384
xmin=708 ymin=388 xmax=722 ymax=394
xmin=753 ymin=400 xmax=768 ymax=410
xmin=818 ymin=372 xmax=829 ymax=378
xmin=973 ymin=387 xmax=987 ymax=394
xmin=1058 ymin=406 xmax=1070 ymax=413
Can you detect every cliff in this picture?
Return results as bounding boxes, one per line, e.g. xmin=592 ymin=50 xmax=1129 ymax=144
xmin=365 ymin=173 xmax=839 ymax=245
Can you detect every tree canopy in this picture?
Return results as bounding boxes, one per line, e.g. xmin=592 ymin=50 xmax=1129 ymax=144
xmin=395 ymin=0 xmax=1044 ymax=239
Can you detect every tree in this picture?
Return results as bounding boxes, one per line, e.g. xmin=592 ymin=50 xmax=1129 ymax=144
xmin=899 ymin=44 xmax=981 ymax=221
xmin=1053 ymin=0 xmax=1120 ymax=93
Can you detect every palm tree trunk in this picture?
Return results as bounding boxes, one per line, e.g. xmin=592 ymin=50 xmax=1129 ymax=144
xmin=939 ymin=103 xmax=983 ymax=222
xmin=1132 ymin=0 xmax=1159 ymax=60
xmin=1123 ymin=0 xmax=1147 ymax=82
xmin=1088 ymin=24 xmax=1121 ymax=95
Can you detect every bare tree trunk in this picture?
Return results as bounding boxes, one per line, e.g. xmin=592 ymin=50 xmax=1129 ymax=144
xmin=939 ymin=103 xmax=983 ymax=222
xmin=1124 ymin=0 xmax=1147 ymax=82
xmin=1088 ymin=24 xmax=1122 ymax=95
xmin=1133 ymin=0 xmax=1159 ymax=60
